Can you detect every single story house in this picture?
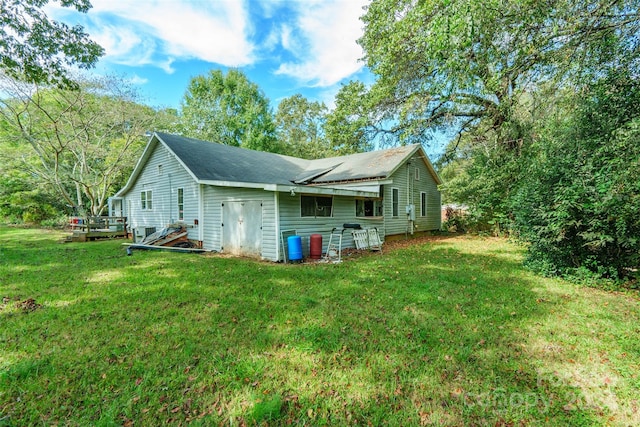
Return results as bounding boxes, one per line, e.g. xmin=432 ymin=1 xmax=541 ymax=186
xmin=111 ymin=132 xmax=442 ymax=261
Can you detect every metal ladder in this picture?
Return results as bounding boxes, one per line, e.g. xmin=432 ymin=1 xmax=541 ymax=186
xmin=324 ymin=229 xmax=343 ymax=263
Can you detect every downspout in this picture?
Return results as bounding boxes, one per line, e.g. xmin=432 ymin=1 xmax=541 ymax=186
xmin=406 ymin=161 xmax=414 ymax=236
xmin=274 ymin=191 xmax=280 ymax=261
xmin=198 ymin=184 xmax=204 ymax=247
xmin=168 ymin=173 xmax=172 ymax=224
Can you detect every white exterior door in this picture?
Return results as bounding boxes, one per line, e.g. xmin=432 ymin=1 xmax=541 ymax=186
xmin=222 ymin=201 xmax=263 ymax=257
xmin=109 ymin=198 xmax=124 ymax=217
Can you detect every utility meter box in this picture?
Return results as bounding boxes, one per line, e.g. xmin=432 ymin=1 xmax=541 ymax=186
xmin=406 ymin=204 xmax=416 ymax=221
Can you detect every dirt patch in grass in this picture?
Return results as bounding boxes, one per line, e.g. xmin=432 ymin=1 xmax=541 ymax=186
xmin=17 ymin=298 xmax=43 ymax=312
xmin=1 ymin=296 xmax=43 ymax=313
xmin=382 ymin=232 xmax=462 ymax=251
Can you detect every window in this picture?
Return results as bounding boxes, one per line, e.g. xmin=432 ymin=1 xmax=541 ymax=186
xmin=301 ymin=195 xmax=333 ymax=217
xmin=420 ymin=192 xmax=427 ymax=217
xmin=415 ymin=167 xmax=420 ymax=180
xmin=392 ymin=188 xmax=399 ymax=217
xmin=141 ymin=190 xmax=152 ymax=210
xmin=356 ymin=199 xmax=383 ymax=217
xmin=177 ymin=188 xmax=184 ymax=221
xmin=158 ymin=164 xmax=163 ymax=176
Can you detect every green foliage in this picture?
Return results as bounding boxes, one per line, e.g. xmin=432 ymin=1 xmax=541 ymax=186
xmin=324 ymin=81 xmax=375 ymax=154
xmin=512 ymin=73 xmax=640 ymax=280
xmin=384 ymin=0 xmax=640 ymax=280
xmin=275 ymin=94 xmax=332 ymax=159
xmin=441 ymin=206 xmax=468 ymax=233
xmin=0 ymin=74 xmax=169 ymax=217
xmin=179 ymin=69 xmax=278 ymax=152
xmin=0 ymin=138 xmax=66 ymax=223
xmin=442 ymin=75 xmax=640 ymax=280
xmin=359 ymin=0 xmax=640 ymax=145
xmin=0 ymin=170 xmax=63 ymax=223
xmin=439 ymin=129 xmax=528 ymax=235
xmin=0 ymin=0 xmax=104 ymax=88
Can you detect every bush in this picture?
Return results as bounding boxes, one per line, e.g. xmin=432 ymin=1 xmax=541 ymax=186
xmin=442 ymin=206 xmax=469 ymax=233
xmin=0 ymin=169 xmax=67 ymax=224
xmin=512 ymin=72 xmax=640 ymax=281
xmin=40 ymin=215 xmax=70 ymax=229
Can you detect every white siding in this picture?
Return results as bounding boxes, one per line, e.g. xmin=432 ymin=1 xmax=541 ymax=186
xmin=278 ymin=193 xmax=384 ymax=259
xmin=383 ymin=156 xmax=441 ymax=236
xmin=412 ymin=156 xmax=442 ymax=231
xmin=202 ymin=186 xmax=277 ymax=261
xmin=121 ymin=143 xmax=201 ymax=242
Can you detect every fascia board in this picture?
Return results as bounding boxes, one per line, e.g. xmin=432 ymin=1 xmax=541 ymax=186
xmin=273 ymin=184 xmax=379 ymax=198
xmin=387 ymin=144 xmax=443 ymax=186
xmin=114 ymin=134 xmax=158 ymax=197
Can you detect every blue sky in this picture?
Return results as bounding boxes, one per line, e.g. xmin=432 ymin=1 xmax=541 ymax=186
xmin=46 ymin=0 xmax=448 ymax=157
xmin=47 ymin=0 xmax=372 ymax=110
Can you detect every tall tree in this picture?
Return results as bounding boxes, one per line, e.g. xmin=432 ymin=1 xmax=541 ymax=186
xmin=0 ymin=0 xmax=104 ymax=88
xmin=361 ymin=0 xmax=640 ymax=280
xmin=359 ymin=0 xmax=640 ymax=147
xmin=0 ymin=73 xmax=171 ymax=216
xmin=275 ymin=94 xmax=331 ymax=159
xmin=179 ymin=69 xmax=278 ymax=152
xmin=324 ymin=81 xmax=375 ymax=154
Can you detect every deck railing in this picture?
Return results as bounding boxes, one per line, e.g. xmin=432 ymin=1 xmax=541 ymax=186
xmin=69 ymin=216 xmax=127 ymax=233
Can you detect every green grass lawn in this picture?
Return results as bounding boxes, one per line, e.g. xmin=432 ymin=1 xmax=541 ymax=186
xmin=1 ymin=226 xmax=639 ymax=426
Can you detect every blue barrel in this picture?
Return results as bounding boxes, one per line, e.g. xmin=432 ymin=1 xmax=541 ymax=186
xmin=287 ymin=235 xmax=303 ymax=261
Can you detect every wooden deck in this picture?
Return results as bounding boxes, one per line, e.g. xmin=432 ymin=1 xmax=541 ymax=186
xmin=68 ymin=216 xmax=128 ymax=242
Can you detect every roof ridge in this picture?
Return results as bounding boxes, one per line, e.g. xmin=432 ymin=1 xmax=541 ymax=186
xmin=154 ymin=131 xmax=311 ymax=165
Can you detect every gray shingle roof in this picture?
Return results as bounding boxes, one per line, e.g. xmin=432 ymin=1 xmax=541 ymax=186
xmin=157 ymin=132 xmax=308 ymax=185
xmin=305 ymin=145 xmax=418 ymax=184
xmin=155 ymin=132 xmax=431 ymax=186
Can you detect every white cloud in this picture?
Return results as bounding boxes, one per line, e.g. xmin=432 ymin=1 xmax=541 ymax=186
xmin=279 ymin=24 xmax=296 ymax=52
xmin=89 ymin=22 xmax=162 ymax=68
xmin=273 ymin=0 xmax=368 ymax=87
xmin=44 ymin=0 xmax=369 ymax=101
xmin=47 ymin=0 xmax=255 ymax=71
xmin=127 ymin=74 xmax=149 ymax=85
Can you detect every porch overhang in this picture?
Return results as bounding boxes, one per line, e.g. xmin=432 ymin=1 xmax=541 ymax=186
xmin=268 ymin=184 xmax=380 ymax=198
xmin=197 ymin=179 xmax=381 ymax=198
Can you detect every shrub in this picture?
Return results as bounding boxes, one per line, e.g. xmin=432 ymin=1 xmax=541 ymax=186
xmin=513 ymin=72 xmax=640 ymax=281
